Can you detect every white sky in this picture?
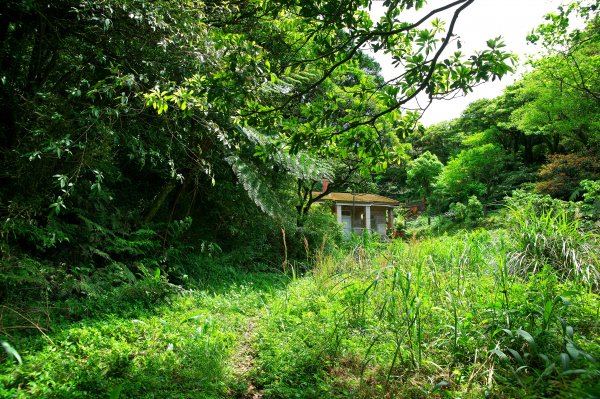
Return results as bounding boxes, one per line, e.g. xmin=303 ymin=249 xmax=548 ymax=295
xmin=368 ymin=0 xmax=569 ymax=126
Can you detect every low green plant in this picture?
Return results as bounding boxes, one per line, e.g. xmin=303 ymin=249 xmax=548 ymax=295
xmin=579 ymin=179 xmax=600 ymax=220
xmin=251 ymin=229 xmax=599 ymax=398
xmin=0 ymin=270 xmax=288 ymax=398
xmin=449 ymin=201 xmax=467 ymax=222
xmin=491 ymin=270 xmax=598 ymax=394
xmin=2 ymin=223 xmax=598 ymax=399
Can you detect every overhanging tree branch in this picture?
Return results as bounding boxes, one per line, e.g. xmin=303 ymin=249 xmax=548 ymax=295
xmin=241 ymin=0 xmax=477 ymax=119
xmin=330 ymin=0 xmax=474 ymax=135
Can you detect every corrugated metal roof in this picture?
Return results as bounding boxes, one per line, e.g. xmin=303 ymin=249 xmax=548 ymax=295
xmin=313 ymin=192 xmax=399 ymax=206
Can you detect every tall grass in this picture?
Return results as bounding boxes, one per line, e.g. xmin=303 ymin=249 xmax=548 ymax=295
xmin=253 ymin=225 xmax=600 ymax=398
xmin=506 ymin=201 xmax=599 ymax=290
xmin=4 ymin=203 xmax=598 ymax=398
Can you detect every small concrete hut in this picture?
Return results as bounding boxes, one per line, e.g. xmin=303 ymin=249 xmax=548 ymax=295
xmin=313 ymin=192 xmax=399 ymax=237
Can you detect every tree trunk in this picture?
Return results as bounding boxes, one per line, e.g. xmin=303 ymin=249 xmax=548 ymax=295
xmin=524 ymin=135 xmax=534 ymax=164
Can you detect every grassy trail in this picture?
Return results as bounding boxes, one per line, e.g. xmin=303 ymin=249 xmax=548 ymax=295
xmin=232 ymin=316 xmax=264 ymax=399
xmin=0 ymin=270 xmax=289 ymax=399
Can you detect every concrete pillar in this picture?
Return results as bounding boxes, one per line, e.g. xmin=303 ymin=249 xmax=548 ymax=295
xmin=365 ymin=205 xmax=371 ymax=231
xmin=387 ymin=208 xmax=394 ymax=231
xmin=336 ymin=204 xmax=342 ymax=224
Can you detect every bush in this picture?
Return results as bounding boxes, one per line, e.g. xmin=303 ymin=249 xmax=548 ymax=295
xmin=506 ymin=189 xmax=579 ymax=218
xmin=466 ymin=195 xmax=484 ymax=225
xmin=436 ymin=144 xmax=508 ymax=204
xmin=505 ymin=198 xmax=599 ymax=289
xmin=579 ymin=180 xmax=600 ymax=221
xmin=296 ymin=204 xmax=343 ymax=259
xmin=448 ymin=202 xmax=467 ymax=222
xmin=535 ymin=153 xmax=600 ymax=200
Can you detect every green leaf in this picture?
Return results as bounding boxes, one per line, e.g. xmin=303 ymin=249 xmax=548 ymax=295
xmin=430 ymin=380 xmax=448 ymax=393
xmin=492 ymin=349 xmax=509 ymax=362
xmin=565 ymin=325 xmax=574 ymax=339
xmin=1 ymin=341 xmax=22 ymax=365
xmin=560 ymin=369 xmax=588 ymax=376
xmin=566 ymin=342 xmax=580 ymax=359
xmin=516 ymin=329 xmax=538 ymax=351
xmin=508 ymin=348 xmax=525 ymax=365
xmin=558 ymin=352 xmax=570 ymax=370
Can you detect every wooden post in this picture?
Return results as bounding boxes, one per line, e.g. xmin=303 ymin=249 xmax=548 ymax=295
xmin=387 ymin=208 xmax=394 ymax=231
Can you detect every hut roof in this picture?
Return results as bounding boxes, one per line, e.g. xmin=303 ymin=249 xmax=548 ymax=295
xmin=313 ymin=192 xmax=399 ymax=206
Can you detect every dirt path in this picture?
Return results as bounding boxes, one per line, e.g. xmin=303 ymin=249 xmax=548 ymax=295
xmin=231 ymin=316 xmax=263 ymax=398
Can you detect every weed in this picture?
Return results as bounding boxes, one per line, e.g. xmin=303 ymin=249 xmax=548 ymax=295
xmin=2 ymin=211 xmax=598 ymax=399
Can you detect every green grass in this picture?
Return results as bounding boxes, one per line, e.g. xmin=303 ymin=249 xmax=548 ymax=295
xmin=251 ymin=229 xmax=600 ymax=398
xmin=506 ymin=201 xmax=599 ymax=288
xmin=0 ymin=267 xmax=288 ymax=398
xmin=1 ymin=207 xmax=599 ymax=399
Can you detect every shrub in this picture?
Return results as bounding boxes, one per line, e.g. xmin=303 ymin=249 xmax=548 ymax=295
xmin=506 ymin=189 xmax=579 ymax=219
xmin=579 ymin=179 xmax=600 ymax=220
xmin=448 ymin=202 xmax=467 ymax=222
xmin=436 ymin=143 xmax=508 ymax=204
xmin=466 ymin=195 xmax=484 ymax=224
xmin=296 ymin=204 xmax=343 ymax=258
xmin=536 ymin=153 xmax=600 ymax=200
xmin=505 ymin=199 xmax=599 ymax=289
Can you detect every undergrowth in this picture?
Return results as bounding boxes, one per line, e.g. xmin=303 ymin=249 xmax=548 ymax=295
xmin=1 ymin=199 xmax=599 ymax=398
xmin=252 ymin=226 xmax=600 ymax=398
xmin=0 ymin=264 xmax=288 ymax=398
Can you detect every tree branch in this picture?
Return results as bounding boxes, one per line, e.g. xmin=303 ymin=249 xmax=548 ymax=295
xmin=330 ymin=0 xmax=475 ymax=135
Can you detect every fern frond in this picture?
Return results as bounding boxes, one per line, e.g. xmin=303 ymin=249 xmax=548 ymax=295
xmin=261 ymin=70 xmax=319 ymax=95
xmin=226 ymin=156 xmax=289 ymax=220
xmin=276 ymin=150 xmax=334 ymax=181
xmin=238 ymin=126 xmax=268 ymax=146
xmin=237 ymin=126 xmax=334 ymax=181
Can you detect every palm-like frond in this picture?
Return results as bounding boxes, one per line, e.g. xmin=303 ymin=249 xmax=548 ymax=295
xmin=226 ymin=155 xmax=288 ymax=220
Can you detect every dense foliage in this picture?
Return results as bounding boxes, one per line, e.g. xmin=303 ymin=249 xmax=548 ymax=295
xmin=1 ymin=203 xmax=598 ymax=398
xmin=0 ymin=0 xmax=515 ymax=298
xmin=400 ymin=1 xmax=600 ymax=225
